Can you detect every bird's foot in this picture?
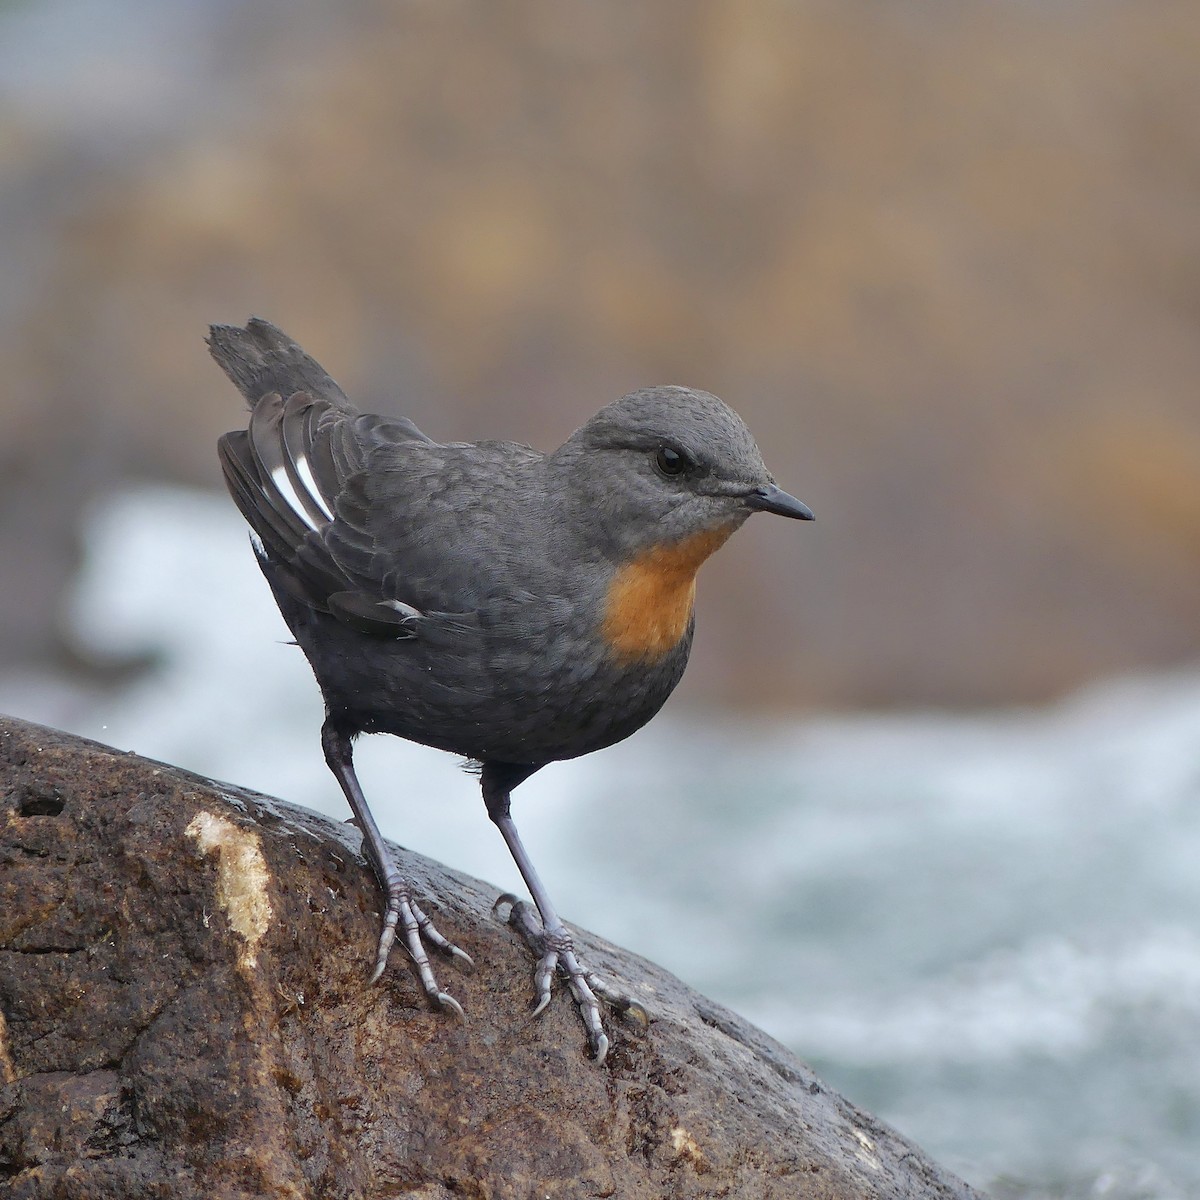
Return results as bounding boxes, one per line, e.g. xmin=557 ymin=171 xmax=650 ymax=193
xmin=493 ymin=893 xmax=648 ymax=1065
xmin=372 ymin=875 xmax=474 ymax=1018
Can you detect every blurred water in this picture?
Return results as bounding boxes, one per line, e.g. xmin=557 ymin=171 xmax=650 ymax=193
xmin=4 ymin=484 xmax=1200 ymax=1199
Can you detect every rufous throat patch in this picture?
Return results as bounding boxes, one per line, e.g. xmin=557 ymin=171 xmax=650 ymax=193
xmin=602 ymin=523 xmax=737 ymax=662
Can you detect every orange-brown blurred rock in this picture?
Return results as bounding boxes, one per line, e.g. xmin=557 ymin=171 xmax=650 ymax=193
xmin=2 ymin=1 xmax=1200 ymax=706
xmin=0 ymin=714 xmax=982 ymax=1199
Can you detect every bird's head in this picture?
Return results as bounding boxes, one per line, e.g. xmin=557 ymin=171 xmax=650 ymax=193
xmin=552 ymin=386 xmax=812 ymax=560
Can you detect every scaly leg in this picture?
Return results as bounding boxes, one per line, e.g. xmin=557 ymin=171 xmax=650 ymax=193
xmin=321 ymin=720 xmax=472 ymax=1014
xmin=482 ymin=762 xmax=641 ymax=1064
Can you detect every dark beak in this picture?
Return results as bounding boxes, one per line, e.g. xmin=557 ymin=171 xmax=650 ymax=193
xmin=746 ymin=483 xmax=814 ymax=521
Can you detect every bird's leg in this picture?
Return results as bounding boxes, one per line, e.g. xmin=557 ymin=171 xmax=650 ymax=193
xmin=321 ymin=720 xmax=472 ymax=1015
xmin=482 ymin=762 xmax=639 ymax=1064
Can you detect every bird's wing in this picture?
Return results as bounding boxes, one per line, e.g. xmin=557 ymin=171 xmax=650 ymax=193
xmin=219 ymin=388 xmax=436 ymax=635
xmin=219 ymin=389 xmax=540 ymax=638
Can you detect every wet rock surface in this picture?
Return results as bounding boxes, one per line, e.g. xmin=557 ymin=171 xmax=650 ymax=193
xmin=0 ymin=715 xmax=983 ymax=1199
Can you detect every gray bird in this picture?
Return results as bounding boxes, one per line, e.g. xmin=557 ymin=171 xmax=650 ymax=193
xmin=211 ymin=318 xmax=812 ymax=1062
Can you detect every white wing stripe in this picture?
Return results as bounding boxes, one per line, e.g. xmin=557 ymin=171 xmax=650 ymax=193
xmin=270 ymin=465 xmax=321 ymax=532
xmin=294 ymin=451 xmax=335 ymax=521
xmin=382 ymin=599 xmax=422 ymax=619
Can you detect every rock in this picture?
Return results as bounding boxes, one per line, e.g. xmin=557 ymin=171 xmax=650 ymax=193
xmin=0 ymin=715 xmax=982 ymax=1199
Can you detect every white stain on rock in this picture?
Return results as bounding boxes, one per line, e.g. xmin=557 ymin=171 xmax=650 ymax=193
xmin=0 ymin=1007 xmax=16 ymax=1083
xmin=669 ymin=1126 xmax=707 ymax=1172
xmin=185 ymin=810 xmax=272 ymax=972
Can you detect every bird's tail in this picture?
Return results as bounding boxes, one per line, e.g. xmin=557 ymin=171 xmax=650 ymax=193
xmin=206 ymin=317 xmax=351 ymax=410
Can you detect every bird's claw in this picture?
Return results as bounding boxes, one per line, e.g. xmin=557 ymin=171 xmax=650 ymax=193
xmin=588 ymin=974 xmax=650 ymax=1030
xmin=372 ymin=878 xmax=471 ymax=1016
xmin=531 ymin=950 xmax=557 ymax=1018
xmin=497 ymin=895 xmax=643 ymax=1064
xmin=433 ymin=989 xmax=465 ymax=1021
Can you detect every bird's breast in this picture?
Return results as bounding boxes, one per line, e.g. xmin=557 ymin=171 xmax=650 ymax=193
xmin=600 ymin=523 xmax=737 ymax=663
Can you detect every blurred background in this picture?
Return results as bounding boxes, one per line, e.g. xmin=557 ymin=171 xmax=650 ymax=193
xmin=3 ymin=1 xmax=1200 ymax=1196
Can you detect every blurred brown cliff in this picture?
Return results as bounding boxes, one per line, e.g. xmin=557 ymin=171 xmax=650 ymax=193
xmin=2 ymin=0 xmax=1199 ymax=709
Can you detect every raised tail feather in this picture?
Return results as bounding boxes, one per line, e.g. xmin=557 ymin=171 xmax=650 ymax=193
xmin=206 ymin=317 xmax=350 ymax=409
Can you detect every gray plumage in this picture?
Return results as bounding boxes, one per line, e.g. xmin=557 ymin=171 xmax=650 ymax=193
xmin=211 ymin=316 xmax=812 ymax=1062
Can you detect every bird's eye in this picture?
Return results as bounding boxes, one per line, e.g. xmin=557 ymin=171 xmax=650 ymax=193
xmin=654 ymin=446 xmax=691 ymax=477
